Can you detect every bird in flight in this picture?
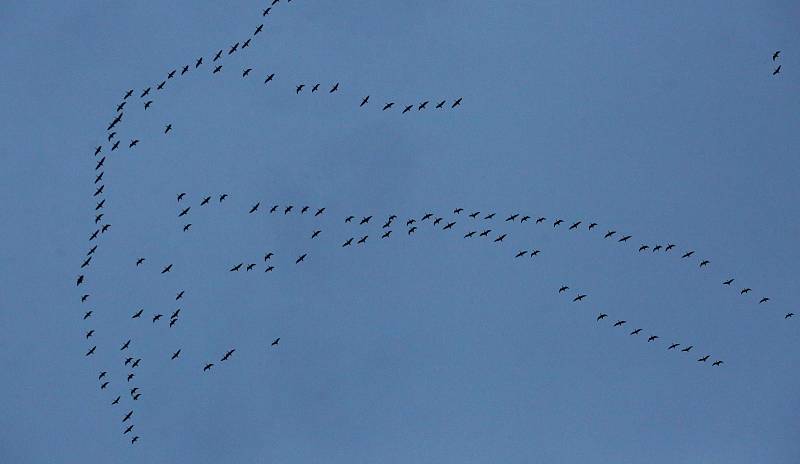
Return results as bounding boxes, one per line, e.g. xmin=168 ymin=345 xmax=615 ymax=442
xmin=668 ymin=343 xmax=680 ymax=350
xmin=219 ymin=193 xmax=228 ymax=202
xmin=506 ymin=214 xmax=519 ymax=222
xmin=213 ymin=65 xmax=222 ymax=74
xmin=132 ymin=309 xmax=143 ymax=319
xmin=573 ymin=294 xmax=587 ymax=302
xmin=698 ymin=355 xmax=710 ymax=362
xmin=681 ymin=251 xmax=695 ymax=258
xmin=494 ymin=234 xmax=507 ymax=243
xmin=201 ymin=196 xmax=211 ymax=206
xmin=773 ymin=50 xmax=780 ymax=61
xmin=179 ymin=206 xmax=191 ymax=217
xmin=296 ymin=253 xmax=307 ymax=264
xmin=740 ymin=288 xmax=752 ymax=294
xmin=773 ymin=65 xmax=781 ymax=75
xmin=569 ymin=221 xmax=581 ymax=230
xmin=342 ymin=238 xmax=354 ymax=247
xmin=759 ymin=297 xmax=770 ymax=304
xmin=360 ymin=95 xmax=369 ymax=107
xmin=255 ymin=24 xmax=264 ymax=35
xmin=613 ymin=320 xmax=626 ymax=327
xmin=712 ymin=360 xmax=723 ymax=367
xmin=152 ymin=314 xmax=163 ymax=323
xmin=699 ymin=260 xmax=710 ymax=267
xmin=213 ymin=50 xmax=222 ymax=61
xmin=264 ymin=73 xmax=275 ymax=84
xmin=271 ymin=338 xmax=280 ymax=346
xmin=681 ymin=345 xmax=693 ymax=352
xmin=249 ymin=202 xmax=260 ymax=214
xmin=312 ymin=83 xmax=320 ymax=92
xmin=463 ymin=231 xmax=476 ymax=238
xmin=402 ymin=105 xmax=413 ymax=114
xmin=435 ymin=100 xmax=446 ymax=109
xmin=558 ymin=286 xmax=569 ymax=293
xmin=630 ymin=328 xmax=642 ymax=335
xmin=121 ymin=339 xmax=131 ymax=350
xmin=171 ymin=349 xmax=181 ymax=360
xmin=330 ymin=82 xmax=339 ymax=93
xmin=246 ymin=263 xmax=256 ymax=271
xmin=242 ymin=68 xmax=252 ymax=77
xmin=452 ymin=97 xmax=463 ymax=108
xmin=357 ymin=235 xmax=368 ymax=244
xmin=161 ymin=264 xmax=173 ymax=274
xmin=382 ymin=102 xmax=394 ymax=111
xmin=647 ymin=335 xmax=659 ymax=342
xmin=618 ymin=235 xmax=632 ymax=242
xmin=553 ymin=219 xmax=563 ymax=227
xmin=264 ymin=252 xmax=274 ymax=261
xmin=86 ymin=346 xmax=96 ymax=356
xmin=596 ymin=313 xmax=608 ymax=321
xmin=360 ymin=216 xmax=372 ymax=225
xmin=419 ymin=101 xmax=429 ymax=110
xmin=221 ymin=349 xmax=236 ymax=361
xmin=122 ymin=411 xmax=133 ymax=423
xmin=785 ymin=313 xmax=794 ymax=319
xmin=230 ymin=263 xmax=243 ymax=272
xmin=203 ymin=363 xmax=214 ymax=372
xmin=723 ymin=278 xmax=734 ymax=285
xmin=638 ymin=245 xmax=649 ymax=252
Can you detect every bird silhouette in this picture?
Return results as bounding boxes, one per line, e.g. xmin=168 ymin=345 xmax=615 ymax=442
xmin=230 ymin=263 xmax=243 ymax=272
xmin=773 ymin=50 xmax=780 ymax=61
xmin=152 ymin=314 xmax=163 ymax=323
xmin=312 ymin=83 xmax=320 ymax=92
xmin=773 ymin=65 xmax=781 ymax=75
xmin=203 ymin=363 xmax=214 ymax=372
xmin=712 ymin=360 xmax=723 ymax=366
xmin=271 ymin=338 xmax=280 ymax=346
xmin=249 ymin=203 xmax=260 ymax=214
xmin=419 ymin=101 xmax=429 ymax=110
xmin=558 ymin=286 xmax=569 ymax=293
xmin=698 ymin=355 xmax=710 ymax=362
xmin=723 ymin=278 xmax=734 ymax=285
xmin=699 ymin=260 xmax=710 ymax=267
xmin=246 ymin=263 xmax=256 ymax=271
xmin=213 ymin=65 xmax=222 ymax=74
xmin=759 ymin=297 xmax=770 ymax=304
xmin=121 ymin=339 xmax=131 ymax=350
xmin=172 ymin=349 xmax=181 ymax=360
xmin=382 ymin=102 xmax=394 ymax=111
xmin=569 ymin=221 xmax=581 ymax=230
xmin=435 ymin=100 xmax=446 ymax=109
xmin=264 ymin=73 xmax=275 ymax=84
xmin=515 ymin=250 xmax=526 ymax=258
xmin=494 ymin=234 xmax=507 ymax=242
xmin=553 ymin=219 xmax=563 ymax=227
xmin=647 ymin=335 xmax=659 ymax=342
xmin=112 ymin=396 xmax=120 ymax=405
xmin=573 ymin=294 xmax=586 ymax=302
xmin=408 ymin=227 xmax=417 ymax=235
xmin=161 ymin=264 xmax=173 ymax=274
xmin=785 ymin=313 xmax=794 ymax=319
xmin=255 ymin=24 xmax=264 ymax=35
xmin=604 ymin=230 xmax=616 ymax=238
xmin=360 ymin=95 xmax=370 ymax=106
xmin=681 ymin=345 xmax=693 ymax=352
xmin=201 ymin=196 xmax=210 ymax=206
xmin=668 ymin=343 xmax=680 ymax=350
xmin=242 ymin=68 xmax=252 ymax=77
xmin=381 ymin=231 xmax=392 ymax=239
xmin=613 ymin=320 xmax=626 ymax=327
xmin=132 ymin=309 xmax=143 ymax=319
xmin=740 ymin=288 xmax=752 ymax=294
xmin=630 ymin=329 xmax=642 ymax=335
xmin=638 ymin=245 xmax=649 ymax=252
xmin=86 ymin=346 xmax=96 ymax=356
xmin=463 ymin=231 xmax=476 ymax=238
xmin=342 ymin=238 xmax=354 ymax=247
xmin=596 ymin=313 xmax=608 ymax=321
xmin=330 ymin=82 xmax=339 ymax=93
xmin=402 ymin=105 xmax=413 ymax=114
xmin=296 ymin=253 xmax=307 ymax=264
xmin=357 ymin=236 xmax=368 ymax=244
xmin=452 ymin=97 xmax=463 ymax=108
xmin=221 ymin=349 xmax=235 ymax=361
xmin=360 ymin=216 xmax=372 ymax=225
xmin=506 ymin=214 xmax=519 ymax=222
xmin=183 ymin=224 xmax=191 ymax=232
xmin=618 ymin=235 xmax=632 ymax=242
xmin=681 ymin=251 xmax=695 ymax=258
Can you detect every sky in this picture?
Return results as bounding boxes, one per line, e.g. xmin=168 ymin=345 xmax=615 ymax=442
xmin=1 ymin=1 xmax=799 ymax=462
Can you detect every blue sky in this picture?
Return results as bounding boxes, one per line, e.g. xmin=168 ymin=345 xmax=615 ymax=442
xmin=1 ymin=1 xmax=799 ymax=462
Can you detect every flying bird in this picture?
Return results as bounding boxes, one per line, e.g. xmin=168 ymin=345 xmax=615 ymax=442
xmin=213 ymin=65 xmax=222 ymax=74
xmin=569 ymin=221 xmax=581 ymax=230
xmin=773 ymin=65 xmax=781 ymax=75
xmin=219 ymin=193 xmax=228 ymax=202
xmin=360 ymin=95 xmax=369 ymax=106
xmin=120 ymin=339 xmax=131 ymax=350
xmin=165 ymin=124 xmax=172 ymax=134
xmin=435 ymin=100 xmax=446 ymax=109
xmin=699 ymin=260 xmax=710 ymax=267
xmin=221 ymin=349 xmax=235 ymax=361
xmin=264 ymin=73 xmax=275 ymax=83
xmin=712 ymin=360 xmax=723 ymax=366
xmin=402 ymin=105 xmax=413 ymax=114
xmin=759 ymin=297 xmax=770 ymax=304
xmin=203 ymin=363 xmax=214 ymax=372
xmin=136 ymin=257 xmax=145 ymax=266
xmin=618 ymin=235 xmax=632 ymax=242
xmin=698 ymin=355 xmax=710 ymax=362
xmin=382 ymin=102 xmax=394 ymax=111
xmin=647 ymin=335 xmax=659 ymax=342
xmin=249 ymin=202 xmax=260 ymax=213
xmin=681 ymin=251 xmax=695 ymax=258
xmin=254 ymin=24 xmax=264 ymax=35
xmin=740 ymin=288 xmax=752 ymax=294
xmin=312 ymin=83 xmax=320 ymax=92
xmin=172 ymin=349 xmax=181 ymax=360
xmin=132 ymin=309 xmax=143 ymax=319
xmin=558 ymin=286 xmax=569 ymax=293
xmin=573 ymin=294 xmax=587 ymax=302
xmin=330 ymin=82 xmax=339 ymax=93
xmin=596 ymin=313 xmax=608 ymax=321
xmin=553 ymin=219 xmax=563 ymax=227
xmin=681 ymin=345 xmax=693 ymax=352
xmin=630 ymin=329 xmax=642 ymax=335
xmin=86 ymin=346 xmax=96 ymax=356
xmin=161 ymin=264 xmax=173 ymax=274
xmin=213 ymin=50 xmax=222 ymax=61
xmin=271 ymin=338 xmax=280 ymax=346
xmin=452 ymin=97 xmax=463 ymax=108
xmin=773 ymin=50 xmax=780 ymax=61
xmin=357 ymin=235 xmax=368 ymax=244
xmin=242 ymin=68 xmax=252 ymax=77
xmin=295 ymin=253 xmax=307 ymax=264
xmin=723 ymin=278 xmax=734 ymax=285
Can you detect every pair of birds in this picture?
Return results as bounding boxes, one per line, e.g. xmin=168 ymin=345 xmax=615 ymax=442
xmin=772 ymin=50 xmax=781 ymax=75
xmin=202 ymin=339 xmax=280 ymax=371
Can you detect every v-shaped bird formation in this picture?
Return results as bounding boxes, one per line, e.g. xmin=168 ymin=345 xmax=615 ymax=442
xmin=74 ymin=1 xmax=790 ymax=447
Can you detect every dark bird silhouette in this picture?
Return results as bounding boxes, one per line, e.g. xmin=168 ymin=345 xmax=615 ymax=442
xmin=88 ymin=244 xmax=98 ymax=254
xmin=161 ymin=264 xmax=173 ymax=274
xmin=785 ymin=313 xmax=794 ymax=319
xmin=315 ymin=207 xmax=325 ymax=216
xmin=169 ymin=318 xmax=178 ymax=327
xmin=172 ymin=349 xmax=181 ymax=360
xmin=270 ymin=205 xmax=279 ymax=213
xmin=246 ymin=263 xmax=256 ymax=271
xmin=124 ymin=425 xmax=134 ymax=435
xmin=181 ymin=65 xmax=189 ymax=75
xmin=129 ymin=139 xmax=139 ymax=148
xmin=263 ymin=7 xmax=271 ymax=15
xmin=506 ymin=214 xmax=519 ymax=222
xmin=559 ymin=286 xmax=569 ymax=293
xmin=264 ymin=73 xmax=275 ymax=84
xmin=638 ymin=245 xmax=649 ymax=252
xmin=618 ymin=235 xmax=632 ymax=242
xmin=712 ymin=360 xmax=723 ymax=366
xmin=94 ymin=145 xmax=102 ymax=156
xmin=89 ymin=230 xmax=99 ymax=241
xmin=652 ymin=245 xmax=662 ymax=252
xmin=381 ymin=231 xmax=392 ymax=239
xmin=108 ymin=131 xmax=117 ymax=141
xmin=312 ymin=83 xmax=320 ymax=92
xmin=131 ymin=436 xmax=140 ymax=444
xmin=213 ymin=65 xmax=222 ymax=74
xmin=360 ymin=95 xmax=369 ymax=106
xmin=573 ymin=294 xmax=587 ymax=302
xmin=127 ymin=373 xmax=135 ymax=382
xmin=140 ymin=87 xmax=150 ymax=98
xmin=165 ymin=124 xmax=172 ymax=134
xmin=494 ymin=234 xmax=507 ymax=242
xmin=469 ymin=211 xmax=480 ymax=218
xmin=569 ymin=221 xmax=581 ymax=230
xmin=342 ymin=238 xmax=354 ymax=247
xmin=121 ymin=339 xmax=131 ymax=350
xmin=183 ymin=224 xmax=191 ymax=232
xmin=553 ymin=219 xmax=563 ymax=227
xmin=422 ymin=213 xmax=434 ymax=221
xmin=681 ymin=345 xmax=693 ymax=352
xmin=630 ymin=328 xmax=642 ymax=335
xmin=665 ymin=244 xmax=675 ymax=251
xmin=284 ymin=205 xmax=293 ymax=214
xmin=357 ymin=235 xmax=368 ymax=244
xmin=95 ymin=157 xmax=106 ymax=170
xmin=408 ymin=227 xmax=417 ymax=235
xmin=243 ymin=38 xmax=252 ymax=49
xmin=112 ymin=396 xmax=120 ymax=405
xmin=81 ymin=257 xmax=92 ymax=268
xmin=773 ymin=65 xmax=781 ymax=75
xmin=255 ymin=24 xmax=264 ymax=35
xmin=95 ymin=172 xmax=104 ymax=183
xmin=95 ymin=199 xmax=105 ymax=210
xmin=759 ymin=297 xmax=770 ymax=304
xmin=152 ymin=314 xmax=163 ymax=323
xmin=382 ymin=220 xmax=392 ymax=229
xmin=402 ymin=105 xmax=413 ymax=114
xmin=596 ymin=313 xmax=608 ymax=321
xmin=171 ymin=308 xmax=180 ymax=319
xmin=452 ymin=97 xmax=463 ymax=108
xmin=195 ymin=57 xmax=203 ymax=68
xmin=382 ymin=102 xmax=394 ymax=111
xmin=418 ymin=100 xmax=429 ymax=110
xmin=177 ymin=192 xmax=186 ymax=202
xmin=698 ymin=355 xmax=710 ymax=362
xmin=406 ymin=219 xmax=416 ymax=226
xmin=249 ymin=202 xmax=260 ymax=213
xmin=101 ymin=224 xmax=111 ymax=233
xmin=122 ymin=411 xmax=133 ymax=423
xmin=515 ymin=250 xmax=527 ymax=258
xmin=588 ymin=223 xmax=597 ymax=230
xmin=86 ymin=346 xmax=96 ymax=356
xmin=519 ymin=215 xmax=531 ymax=223
xmin=479 ymin=230 xmax=491 ymax=237
xmin=681 ymin=251 xmax=695 ymax=258
xmin=463 ymin=231 xmax=476 ymax=238
xmin=271 ymin=338 xmax=280 ymax=346
xmin=213 ymin=50 xmax=222 ymax=61
xmin=311 ymin=230 xmax=321 ymax=239
xmin=264 ymin=252 xmax=274 ymax=261
xmin=699 ymin=260 xmax=710 ymax=267
xmin=647 ymin=335 xmax=659 ymax=342
xmin=296 ymin=84 xmax=305 ymax=94
xmin=360 ymin=216 xmax=372 ymax=225
xmin=200 ymin=196 xmax=211 ymax=206
xmin=125 ymin=358 xmax=133 ymax=366
xmin=136 ymin=257 xmax=145 ymax=266
xmin=101 ymin=381 xmax=109 ymax=389
xmin=443 ymin=221 xmax=456 ymax=230
xmin=301 ymin=206 xmax=309 ymax=214
xmin=229 ymin=42 xmax=240 ymax=54
xmin=77 ymin=275 xmax=85 ymax=286
xmin=132 ymin=309 xmax=143 ymax=319
xmin=723 ymin=278 xmax=734 ymax=285
xmin=330 ymin=82 xmax=339 ymax=93
xmin=296 ymin=253 xmax=307 ymax=264
xmin=219 ymin=193 xmax=228 ymax=202
xmin=668 ymin=343 xmax=680 ymax=350
xmin=536 ymin=217 xmax=546 ymax=224
xmin=242 ymin=68 xmax=252 ymax=77
xmin=81 ymin=294 xmax=90 ymax=302
xmin=740 ymin=288 xmax=752 ymax=294
xmin=124 ymin=89 xmax=133 ymax=99
xmin=773 ymin=50 xmax=780 ymax=61
xmin=131 ymin=359 xmax=141 ymax=368
xmin=435 ymin=100 xmax=446 ymax=109
xmin=203 ymin=363 xmax=214 ymax=372
xmin=265 ymin=265 xmax=275 ymax=273
xmin=221 ymin=349 xmax=235 ymax=361
xmin=83 ymin=311 xmax=92 ymax=319
xmin=157 ymin=81 xmax=165 ymax=90
xmin=98 ymin=372 xmax=106 ymax=380
xmin=613 ymin=320 xmax=626 ymax=327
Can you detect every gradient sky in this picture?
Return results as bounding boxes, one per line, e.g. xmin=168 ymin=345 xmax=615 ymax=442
xmin=2 ymin=1 xmax=799 ymax=463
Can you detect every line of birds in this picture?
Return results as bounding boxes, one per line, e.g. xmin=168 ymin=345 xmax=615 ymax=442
xmin=772 ymin=50 xmax=782 ymax=75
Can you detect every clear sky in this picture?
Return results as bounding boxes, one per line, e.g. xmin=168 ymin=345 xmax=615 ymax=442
xmin=1 ymin=1 xmax=799 ymax=463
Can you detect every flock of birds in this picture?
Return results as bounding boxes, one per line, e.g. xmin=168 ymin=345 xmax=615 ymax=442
xmin=76 ymin=1 xmax=790 ymax=446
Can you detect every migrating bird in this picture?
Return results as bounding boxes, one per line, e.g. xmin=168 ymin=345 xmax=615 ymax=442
xmin=759 ymin=297 xmax=770 ymax=304
xmin=219 ymin=194 xmax=228 ymax=202
xmin=315 ymin=207 xmax=325 ymax=216
xmin=100 ymin=382 xmax=109 ymax=390
xmin=246 ymin=263 xmax=256 ymax=271
xmin=569 ymin=221 xmax=581 ymax=230
xmin=596 ymin=313 xmax=608 ymax=321
xmin=221 ymin=349 xmax=235 ymax=361
xmin=295 ymin=253 xmax=307 ymax=264
xmin=648 ymin=335 xmax=659 ymax=342
xmin=86 ymin=346 xmax=96 ymax=356
xmin=264 ymin=252 xmax=274 ymax=261
xmin=264 ymin=73 xmax=275 ymax=84
xmin=77 ymin=275 xmax=85 ymax=286
xmin=311 ymin=230 xmax=321 ymax=239
xmin=357 ymin=235 xmax=368 ymax=244
xmin=203 ymin=363 xmax=214 ymax=372
xmin=111 ymin=141 xmax=120 ymax=151
xmin=773 ymin=65 xmax=781 ymax=75
xmin=171 ymin=349 xmax=181 ymax=360
xmin=201 ymin=196 xmax=211 ymax=206
xmin=120 ymin=339 xmax=131 ymax=350
xmin=515 ymin=250 xmax=527 ymax=258
xmin=127 ymin=373 xmax=135 ymax=382
xmin=553 ymin=219 xmax=563 ymax=227
xmin=360 ymin=95 xmax=369 ymax=106
xmin=213 ymin=65 xmax=222 ymax=74
xmin=613 ymin=320 xmax=626 ymax=327
xmin=122 ymin=411 xmax=133 ymax=423
xmin=381 ymin=231 xmax=392 ymax=239
xmin=699 ymin=260 xmax=710 ymax=267
xmin=242 ymin=68 xmax=252 ymax=77
xmin=588 ymin=222 xmax=597 ymax=230
xmin=360 ymin=216 xmax=372 ymax=225
xmin=463 ymin=231 xmax=476 ymax=238
xmin=161 ymin=264 xmax=173 ymax=274
xmin=213 ymin=50 xmax=222 ymax=61
xmin=630 ymin=329 xmax=642 ymax=335
xmin=382 ymin=102 xmax=394 ymax=111
xmin=638 ymin=245 xmax=649 ymax=252
xmin=330 ymin=82 xmax=339 ymax=93
xmin=494 ymin=234 xmax=507 ymax=242
xmin=740 ymin=288 xmax=752 ymax=294
xmin=618 ymin=235 xmax=632 ymax=242
xmin=573 ymin=294 xmax=587 ymax=302
xmin=152 ymin=314 xmax=163 ymax=323
xmin=296 ymin=84 xmax=305 ymax=94
xmin=342 ymin=238 xmax=354 ymax=247
xmin=712 ymin=360 xmax=723 ymax=367
xmin=773 ymin=50 xmax=781 ymax=61
xmin=479 ymin=230 xmax=491 ymax=237
xmin=665 ymin=244 xmax=676 ymax=251
xmin=136 ymin=257 xmax=145 ymax=266
xmin=165 ymin=124 xmax=172 ymax=134
xmin=452 ymin=97 xmax=463 ymax=108
xmin=181 ymin=65 xmax=189 ymax=75
xmin=132 ymin=309 xmax=143 ymax=319
xmin=558 ymin=286 xmax=569 ymax=293
xmin=681 ymin=345 xmax=693 ymax=352
xmin=271 ymin=338 xmax=280 ymax=346
xmin=402 ymin=105 xmax=413 ymax=114
xmin=506 ymin=214 xmax=519 ymax=222
xmin=668 ymin=343 xmax=680 ymax=350
xmin=408 ymin=227 xmax=417 ymax=235
xmin=604 ymin=230 xmax=616 ymax=239
xmin=183 ymin=224 xmax=191 ymax=232
xmin=785 ymin=313 xmax=794 ymax=319
xmin=698 ymin=355 xmax=710 ymax=362
xmin=263 ymin=7 xmax=271 ymax=15
xmin=435 ymin=100 xmax=446 ymax=109
xmin=112 ymin=396 xmax=120 ymax=405
xmin=485 ymin=213 xmax=496 ymax=220
xmin=681 ymin=251 xmax=695 ymax=259
xmin=443 ymin=221 xmax=456 ymax=230
xmin=249 ymin=202 xmax=260 ymax=213
xmin=311 ymin=83 xmax=320 ymax=92
xmin=254 ymin=24 xmax=264 ymax=35
xmin=469 ymin=211 xmax=480 ymax=218
xmin=156 ymin=81 xmax=165 ymax=90
xmin=81 ymin=294 xmax=90 ymax=302
xmin=195 ymin=57 xmax=203 ymax=68
xmin=129 ymin=139 xmax=139 ymax=148
xmin=83 ymin=311 xmax=92 ymax=320
xmin=124 ymin=425 xmax=134 ymax=435
xmin=723 ymin=278 xmax=734 ymax=285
